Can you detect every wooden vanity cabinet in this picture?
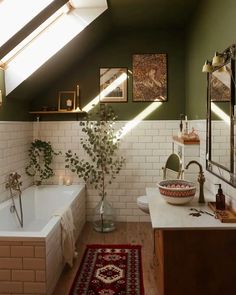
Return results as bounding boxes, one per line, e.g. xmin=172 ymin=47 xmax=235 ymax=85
xmin=154 ymin=229 xmax=236 ymax=295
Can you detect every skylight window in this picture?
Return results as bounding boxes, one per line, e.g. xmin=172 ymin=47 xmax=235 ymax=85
xmin=1 ymin=0 xmax=108 ymax=95
xmin=0 ymin=0 xmax=54 ymax=47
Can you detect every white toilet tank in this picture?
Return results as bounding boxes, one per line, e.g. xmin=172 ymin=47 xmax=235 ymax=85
xmin=137 ymin=195 xmax=149 ymax=214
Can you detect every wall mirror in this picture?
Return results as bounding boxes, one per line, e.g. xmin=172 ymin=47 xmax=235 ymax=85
xmin=162 ymin=153 xmax=183 ymax=179
xmin=206 ymin=44 xmax=236 ymax=186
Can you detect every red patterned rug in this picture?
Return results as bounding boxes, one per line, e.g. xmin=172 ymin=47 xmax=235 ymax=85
xmin=69 ymin=244 xmax=144 ymax=295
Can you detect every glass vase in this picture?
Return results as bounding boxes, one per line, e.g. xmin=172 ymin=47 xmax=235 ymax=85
xmin=93 ymin=197 xmax=115 ymax=233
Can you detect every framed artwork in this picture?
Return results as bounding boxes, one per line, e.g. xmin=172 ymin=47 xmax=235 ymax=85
xmin=100 ymin=68 xmax=128 ymax=102
xmin=132 ymin=53 xmax=167 ymax=102
xmin=58 ymin=91 xmax=76 ymax=111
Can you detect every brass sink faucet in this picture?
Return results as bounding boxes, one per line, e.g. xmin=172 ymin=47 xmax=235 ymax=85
xmin=185 ymin=160 xmax=205 ymax=203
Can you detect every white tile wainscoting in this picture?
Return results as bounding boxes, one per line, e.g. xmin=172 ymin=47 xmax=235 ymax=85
xmin=32 ymin=120 xmax=203 ymax=222
xmin=0 ymin=120 xmax=236 ymax=221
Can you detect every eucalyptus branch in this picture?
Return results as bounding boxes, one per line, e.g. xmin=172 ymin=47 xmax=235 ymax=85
xmin=65 ymin=104 xmax=125 ymax=199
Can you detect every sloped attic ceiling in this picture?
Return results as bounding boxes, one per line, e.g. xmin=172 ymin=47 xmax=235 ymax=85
xmin=5 ymin=0 xmax=199 ymax=101
xmin=6 ymin=8 xmax=112 ymax=100
xmin=4 ymin=0 xmax=109 ymax=100
xmin=109 ymin=0 xmax=199 ymax=29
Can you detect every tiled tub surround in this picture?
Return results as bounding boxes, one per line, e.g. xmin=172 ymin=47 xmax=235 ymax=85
xmin=0 ymin=184 xmax=86 ymax=295
xmin=0 ymin=122 xmax=33 ymax=203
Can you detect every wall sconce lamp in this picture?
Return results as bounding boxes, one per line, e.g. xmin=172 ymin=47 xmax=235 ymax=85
xmin=202 ymin=60 xmax=213 ymax=73
xmin=202 ymin=44 xmax=236 ymax=73
xmin=212 ymin=52 xmax=225 ymax=67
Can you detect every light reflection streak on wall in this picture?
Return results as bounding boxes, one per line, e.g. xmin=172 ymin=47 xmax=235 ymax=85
xmin=117 ymin=101 xmax=162 ymax=140
xmin=211 ymin=102 xmax=230 ymax=126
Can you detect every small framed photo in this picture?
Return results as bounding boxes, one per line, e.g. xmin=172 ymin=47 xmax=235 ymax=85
xmin=132 ymin=53 xmax=168 ymax=102
xmin=58 ymin=91 xmax=76 ymax=111
xmin=100 ymin=68 xmax=128 ymax=102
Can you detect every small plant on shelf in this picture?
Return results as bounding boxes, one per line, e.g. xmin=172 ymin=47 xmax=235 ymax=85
xmin=65 ymin=104 xmax=125 ymax=232
xmin=25 ymin=139 xmax=61 ymax=185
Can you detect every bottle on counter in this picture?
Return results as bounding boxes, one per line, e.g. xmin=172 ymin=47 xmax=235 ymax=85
xmin=215 ymin=184 xmax=225 ymax=210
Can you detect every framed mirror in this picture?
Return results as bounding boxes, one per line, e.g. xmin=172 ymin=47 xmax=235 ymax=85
xmin=162 ymin=153 xmax=183 ymax=179
xmin=206 ymin=45 xmax=236 ymax=186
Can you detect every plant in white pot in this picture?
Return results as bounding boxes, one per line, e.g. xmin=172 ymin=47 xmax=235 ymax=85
xmin=65 ymin=104 xmax=125 ymax=232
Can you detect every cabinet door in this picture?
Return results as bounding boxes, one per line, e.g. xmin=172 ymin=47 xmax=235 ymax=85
xmin=155 ymin=230 xmax=164 ymax=295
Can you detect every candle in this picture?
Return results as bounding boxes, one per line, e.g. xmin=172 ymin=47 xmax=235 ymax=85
xmin=76 ymin=84 xmax=81 ymax=111
xmin=65 ymin=177 xmax=72 ymax=186
xmin=58 ymin=176 xmax=64 ymax=185
xmin=185 ymin=115 xmax=188 ymax=134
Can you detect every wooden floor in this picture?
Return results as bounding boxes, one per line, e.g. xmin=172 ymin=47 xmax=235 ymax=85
xmin=53 ymin=222 xmax=159 ymax=295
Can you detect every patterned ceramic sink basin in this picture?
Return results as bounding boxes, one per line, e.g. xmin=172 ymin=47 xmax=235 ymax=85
xmin=157 ymin=179 xmax=196 ymax=205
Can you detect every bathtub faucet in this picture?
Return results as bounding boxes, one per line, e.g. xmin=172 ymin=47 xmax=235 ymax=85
xmin=5 ymin=172 xmax=24 ymax=228
xmin=6 ymin=172 xmax=22 ymax=191
xmin=185 ymin=161 xmax=205 ymax=203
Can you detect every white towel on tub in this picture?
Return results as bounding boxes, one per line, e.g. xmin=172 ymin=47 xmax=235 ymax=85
xmin=53 ymin=206 xmax=76 ymax=267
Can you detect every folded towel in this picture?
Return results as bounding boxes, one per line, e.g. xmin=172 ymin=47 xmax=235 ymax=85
xmin=53 ymin=207 xmax=76 ymax=267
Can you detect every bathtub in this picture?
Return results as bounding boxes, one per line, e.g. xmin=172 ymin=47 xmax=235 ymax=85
xmin=0 ymin=184 xmax=86 ymax=295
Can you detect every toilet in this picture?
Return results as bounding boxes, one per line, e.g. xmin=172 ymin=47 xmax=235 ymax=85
xmin=137 ymin=195 xmax=149 ymax=214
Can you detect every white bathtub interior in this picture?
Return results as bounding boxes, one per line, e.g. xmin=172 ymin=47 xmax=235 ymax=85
xmin=0 ymin=185 xmax=81 ymax=233
xmin=0 ymin=184 xmax=86 ymax=295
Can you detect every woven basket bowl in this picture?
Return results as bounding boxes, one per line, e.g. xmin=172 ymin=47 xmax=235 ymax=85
xmin=157 ymin=179 xmax=196 ymax=205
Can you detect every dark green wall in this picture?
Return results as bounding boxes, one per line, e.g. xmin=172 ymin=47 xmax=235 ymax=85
xmin=3 ymin=0 xmax=236 ymax=121
xmin=32 ymin=29 xmax=186 ymax=120
xmin=0 ymin=69 xmax=30 ymax=121
xmin=186 ymin=0 xmax=236 ymax=119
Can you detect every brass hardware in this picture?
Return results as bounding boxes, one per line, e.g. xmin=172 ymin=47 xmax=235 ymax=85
xmin=185 ymin=160 xmax=205 ymax=203
xmin=5 ymin=172 xmax=24 ymax=227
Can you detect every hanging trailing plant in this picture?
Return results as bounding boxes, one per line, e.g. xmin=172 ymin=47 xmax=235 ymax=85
xmin=26 ymin=139 xmax=61 ymax=184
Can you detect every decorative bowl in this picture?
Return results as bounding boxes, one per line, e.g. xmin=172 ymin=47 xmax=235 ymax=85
xmin=157 ymin=179 xmax=196 ymax=205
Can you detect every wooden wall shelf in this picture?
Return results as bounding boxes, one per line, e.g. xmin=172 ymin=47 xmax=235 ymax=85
xmin=173 ymin=135 xmax=200 ymax=145
xmin=29 ymin=110 xmax=86 ymax=114
xmin=29 ymin=110 xmax=87 ymax=121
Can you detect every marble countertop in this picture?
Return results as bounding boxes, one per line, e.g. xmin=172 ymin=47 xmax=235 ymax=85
xmin=146 ymin=187 xmax=236 ymax=230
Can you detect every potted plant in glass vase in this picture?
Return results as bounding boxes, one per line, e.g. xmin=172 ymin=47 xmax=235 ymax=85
xmin=65 ymin=104 xmax=125 ymax=232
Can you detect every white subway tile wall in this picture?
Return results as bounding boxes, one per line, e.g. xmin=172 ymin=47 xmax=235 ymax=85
xmin=211 ymin=121 xmax=230 ymax=170
xmin=0 ymin=122 xmax=33 ymax=203
xmin=33 ymin=120 xmax=195 ymax=222
xmin=31 ymin=120 xmax=236 ymax=221
xmin=1 ymin=120 xmax=236 ymax=222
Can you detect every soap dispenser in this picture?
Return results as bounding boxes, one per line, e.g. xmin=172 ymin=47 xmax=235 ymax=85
xmin=215 ymin=184 xmax=225 ymax=210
